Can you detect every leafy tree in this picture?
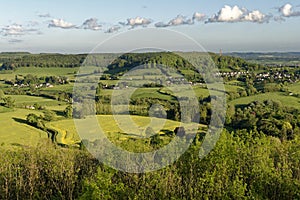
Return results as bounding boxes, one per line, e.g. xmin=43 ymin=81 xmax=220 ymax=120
xmin=3 ymin=96 xmax=15 ymax=108
xmin=26 ymin=113 xmax=45 ymax=129
xmin=64 ymin=105 xmax=73 ymax=118
xmin=43 ymin=110 xmax=56 ymax=121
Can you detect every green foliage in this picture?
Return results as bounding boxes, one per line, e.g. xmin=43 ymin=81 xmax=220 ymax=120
xmin=1 ymin=53 xmax=87 ymax=69
xmin=2 ymin=96 xmax=15 ymax=108
xmin=26 ymin=113 xmax=45 ymax=129
xmin=228 ymin=100 xmax=300 ymax=140
xmin=64 ymin=105 xmax=73 ymax=118
xmin=43 ymin=110 xmax=56 ymax=121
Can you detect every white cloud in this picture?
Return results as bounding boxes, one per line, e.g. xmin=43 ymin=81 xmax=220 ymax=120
xmin=48 ymin=19 xmax=76 ymax=29
xmin=208 ymin=5 xmax=243 ymax=22
xmin=168 ymin=15 xmax=193 ymax=26
xmin=81 ymin=18 xmax=101 ymax=30
xmin=155 ymin=15 xmax=194 ymax=28
xmin=126 ymin=17 xmax=152 ymax=27
xmin=105 ymin=25 xmax=121 ymax=33
xmin=1 ymin=24 xmax=39 ymax=36
xmin=244 ymin=10 xmax=268 ymax=23
xmin=2 ymin=24 xmax=24 ymax=36
xmin=279 ymin=3 xmax=300 ymax=17
xmin=206 ymin=5 xmax=270 ymax=23
xmin=193 ymin=12 xmax=206 ymax=21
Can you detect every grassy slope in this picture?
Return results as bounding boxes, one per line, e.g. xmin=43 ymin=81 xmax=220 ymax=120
xmin=48 ymin=115 xmax=206 ymax=152
xmin=288 ymin=82 xmax=300 ymax=94
xmin=229 ymin=92 xmax=300 ymax=110
xmin=0 ymin=67 xmax=78 ymax=80
xmin=0 ymin=108 xmax=48 ymax=147
xmin=8 ymin=95 xmax=66 ymax=107
xmin=48 ymin=115 xmax=182 ymax=143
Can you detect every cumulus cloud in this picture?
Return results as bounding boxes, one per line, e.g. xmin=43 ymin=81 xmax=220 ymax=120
xmin=125 ymin=17 xmax=152 ymax=27
xmin=1 ymin=24 xmax=39 ymax=36
xmin=279 ymin=3 xmax=300 ymax=17
xmin=193 ymin=12 xmax=206 ymax=21
xmin=169 ymin=15 xmax=193 ymax=26
xmin=155 ymin=15 xmax=194 ymax=28
xmin=207 ymin=5 xmax=244 ymax=23
xmin=206 ymin=5 xmax=270 ymax=23
xmin=81 ymin=18 xmax=101 ymax=30
xmin=2 ymin=24 xmax=24 ymax=36
xmin=105 ymin=25 xmax=121 ymax=33
xmin=48 ymin=19 xmax=76 ymax=29
xmin=244 ymin=10 xmax=269 ymax=23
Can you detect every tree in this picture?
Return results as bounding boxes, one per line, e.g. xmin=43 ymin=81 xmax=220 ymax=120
xmin=26 ymin=113 xmax=45 ymax=129
xmin=3 ymin=97 xmax=15 ymax=108
xmin=64 ymin=105 xmax=73 ymax=118
xmin=43 ymin=110 xmax=56 ymax=121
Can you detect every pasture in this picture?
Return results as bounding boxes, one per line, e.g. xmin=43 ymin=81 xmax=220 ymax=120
xmin=229 ymin=92 xmax=300 ymax=110
xmin=0 ymin=108 xmax=48 ymax=147
xmin=7 ymin=95 xmax=66 ymax=107
xmin=48 ymin=115 xmax=206 ymax=152
xmin=0 ymin=67 xmax=79 ymax=81
xmin=288 ymin=82 xmax=300 ymax=94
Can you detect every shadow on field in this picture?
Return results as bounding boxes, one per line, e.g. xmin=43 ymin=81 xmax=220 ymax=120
xmin=53 ymin=110 xmax=65 ymax=117
xmin=12 ymin=117 xmax=27 ymax=124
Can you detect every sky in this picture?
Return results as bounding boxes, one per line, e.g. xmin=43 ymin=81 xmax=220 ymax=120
xmin=0 ymin=0 xmax=300 ymax=53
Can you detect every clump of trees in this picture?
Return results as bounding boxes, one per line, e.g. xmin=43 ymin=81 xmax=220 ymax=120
xmin=226 ymin=100 xmax=300 ymax=141
xmin=0 ymin=54 xmax=87 ymax=70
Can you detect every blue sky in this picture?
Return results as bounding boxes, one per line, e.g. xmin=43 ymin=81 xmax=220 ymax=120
xmin=0 ymin=0 xmax=299 ymax=53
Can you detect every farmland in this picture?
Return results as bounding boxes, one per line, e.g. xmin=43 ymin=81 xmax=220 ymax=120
xmin=229 ymin=92 xmax=300 ymax=110
xmin=0 ymin=52 xmax=300 ymax=199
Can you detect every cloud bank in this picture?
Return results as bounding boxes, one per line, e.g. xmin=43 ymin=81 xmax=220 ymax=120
xmin=2 ymin=3 xmax=300 ymax=42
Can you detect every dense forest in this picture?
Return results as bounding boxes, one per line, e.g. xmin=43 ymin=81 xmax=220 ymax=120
xmin=1 ymin=127 xmax=300 ymax=199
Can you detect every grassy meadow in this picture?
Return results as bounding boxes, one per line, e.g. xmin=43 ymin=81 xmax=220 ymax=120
xmin=0 ymin=108 xmax=48 ymax=147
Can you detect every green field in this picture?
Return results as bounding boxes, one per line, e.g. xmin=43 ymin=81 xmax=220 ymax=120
xmin=48 ymin=115 xmax=205 ymax=152
xmin=288 ymin=82 xmax=300 ymax=94
xmin=0 ymin=67 xmax=79 ymax=81
xmin=48 ymin=115 xmax=181 ymax=143
xmin=7 ymin=95 xmax=66 ymax=107
xmin=229 ymin=92 xmax=300 ymax=109
xmin=0 ymin=108 xmax=48 ymax=147
xmin=40 ymin=84 xmax=74 ymax=93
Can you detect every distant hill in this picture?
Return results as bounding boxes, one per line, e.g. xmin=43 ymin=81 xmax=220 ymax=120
xmin=225 ymin=52 xmax=300 ymax=66
xmin=0 ymin=52 xmax=262 ymax=73
xmin=106 ymin=52 xmax=262 ymax=75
